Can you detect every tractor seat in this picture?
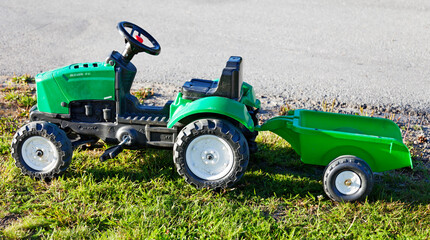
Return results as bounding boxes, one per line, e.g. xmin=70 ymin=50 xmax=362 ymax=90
xmin=182 ymin=56 xmax=243 ymax=101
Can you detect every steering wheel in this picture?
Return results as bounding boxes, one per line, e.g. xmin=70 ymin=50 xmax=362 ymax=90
xmin=117 ymin=21 xmax=161 ymax=56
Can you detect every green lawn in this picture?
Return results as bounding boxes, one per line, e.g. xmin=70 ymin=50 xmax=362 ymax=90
xmin=1 ymin=124 xmax=430 ymax=239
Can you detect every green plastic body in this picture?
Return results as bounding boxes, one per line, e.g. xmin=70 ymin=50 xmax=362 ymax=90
xmin=35 ymin=62 xmax=115 ymax=114
xmin=168 ymin=82 xmax=260 ymax=130
xmin=34 ymin=60 xmax=411 ymax=173
xmin=257 ymin=109 xmax=412 ymax=172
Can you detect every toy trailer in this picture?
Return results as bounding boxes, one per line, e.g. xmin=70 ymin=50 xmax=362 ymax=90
xmin=257 ymin=109 xmax=412 ymax=201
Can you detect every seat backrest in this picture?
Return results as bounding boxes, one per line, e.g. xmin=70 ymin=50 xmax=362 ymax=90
xmin=215 ymin=56 xmax=243 ymax=100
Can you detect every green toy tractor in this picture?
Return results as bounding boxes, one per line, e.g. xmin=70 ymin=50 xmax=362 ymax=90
xmin=11 ymin=22 xmax=412 ymax=202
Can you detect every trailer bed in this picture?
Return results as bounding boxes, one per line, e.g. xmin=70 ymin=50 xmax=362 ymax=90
xmin=257 ymin=110 xmax=412 ymax=172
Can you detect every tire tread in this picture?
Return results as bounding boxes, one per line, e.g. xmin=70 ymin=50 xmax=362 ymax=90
xmin=323 ymin=155 xmax=374 ymax=202
xmin=173 ymin=119 xmax=249 ymax=189
xmin=11 ymin=121 xmax=73 ymax=179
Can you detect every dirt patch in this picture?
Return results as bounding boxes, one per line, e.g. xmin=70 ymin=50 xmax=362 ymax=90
xmin=0 ymin=79 xmax=36 ymax=121
xmin=0 ymin=213 xmax=21 ymax=229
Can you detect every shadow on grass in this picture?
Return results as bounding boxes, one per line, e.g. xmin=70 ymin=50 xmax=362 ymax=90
xmin=235 ymin=143 xmax=327 ymax=200
xmin=72 ymin=142 xmax=430 ymax=205
xmin=237 ymin=142 xmax=430 ymax=204
xmin=70 ymin=148 xmax=177 ymax=183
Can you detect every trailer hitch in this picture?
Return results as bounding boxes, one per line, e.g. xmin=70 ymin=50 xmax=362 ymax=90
xmin=100 ymin=136 xmax=131 ymax=162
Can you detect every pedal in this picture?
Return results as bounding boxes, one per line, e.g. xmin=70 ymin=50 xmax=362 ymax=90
xmin=100 ymin=136 xmax=130 ymax=162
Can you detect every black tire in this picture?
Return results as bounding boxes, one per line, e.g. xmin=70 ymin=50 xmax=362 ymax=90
xmin=173 ymin=119 xmax=249 ymax=189
xmin=323 ymin=155 xmax=374 ymax=202
xmin=11 ymin=121 xmax=73 ymax=179
xmin=240 ymin=125 xmax=259 ymax=154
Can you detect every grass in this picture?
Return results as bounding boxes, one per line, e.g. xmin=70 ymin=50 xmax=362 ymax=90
xmin=10 ymin=74 xmax=34 ymax=85
xmin=1 ymin=129 xmax=430 ymax=239
xmin=1 ymin=75 xmax=37 ymax=118
xmin=5 ymin=92 xmax=36 ymax=109
xmin=1 ymin=78 xmax=429 ymax=239
xmin=132 ymin=88 xmax=154 ymax=103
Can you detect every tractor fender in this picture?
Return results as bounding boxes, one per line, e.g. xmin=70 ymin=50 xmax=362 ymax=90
xmin=167 ymin=95 xmax=255 ymax=131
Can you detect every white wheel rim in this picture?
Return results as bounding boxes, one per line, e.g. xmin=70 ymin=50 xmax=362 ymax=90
xmin=21 ymin=136 xmax=59 ymax=172
xmin=186 ymin=135 xmax=234 ymax=180
xmin=335 ymin=171 xmax=362 ymax=195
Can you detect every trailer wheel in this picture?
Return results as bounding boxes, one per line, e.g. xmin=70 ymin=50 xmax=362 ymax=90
xmin=173 ymin=119 xmax=249 ymax=189
xmin=323 ymin=155 xmax=374 ymax=202
xmin=11 ymin=121 xmax=73 ymax=179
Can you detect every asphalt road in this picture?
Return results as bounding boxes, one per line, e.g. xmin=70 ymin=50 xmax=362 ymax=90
xmin=1 ymin=0 xmax=429 ymax=112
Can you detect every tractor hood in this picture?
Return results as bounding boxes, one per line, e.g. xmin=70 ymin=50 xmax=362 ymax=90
xmin=36 ymin=62 xmax=115 ymax=114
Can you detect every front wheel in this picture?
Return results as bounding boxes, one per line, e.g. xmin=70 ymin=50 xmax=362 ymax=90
xmin=323 ymin=155 xmax=374 ymax=202
xmin=11 ymin=121 xmax=73 ymax=179
xmin=173 ymin=119 xmax=249 ymax=189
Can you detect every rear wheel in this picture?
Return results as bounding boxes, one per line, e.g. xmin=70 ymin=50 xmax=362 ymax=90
xmin=11 ymin=121 xmax=73 ymax=179
xmin=323 ymin=155 xmax=374 ymax=202
xmin=173 ymin=119 xmax=249 ymax=189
